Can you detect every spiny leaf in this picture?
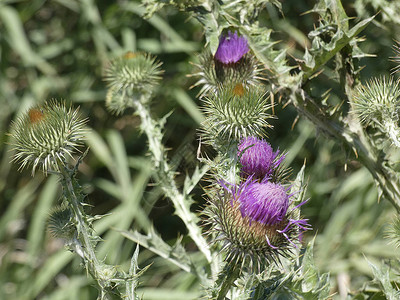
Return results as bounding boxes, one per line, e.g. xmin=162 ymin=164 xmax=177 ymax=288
xmin=301 ymin=15 xmax=375 ymax=80
xmin=367 ymin=258 xmax=400 ymax=300
xmin=119 ymin=227 xmax=206 ymax=280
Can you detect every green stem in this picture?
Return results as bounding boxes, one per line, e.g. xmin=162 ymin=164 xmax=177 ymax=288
xmin=59 ymin=167 xmax=116 ymax=299
xmin=213 ymin=263 xmax=241 ymax=300
xmin=133 ymin=100 xmax=217 ymax=276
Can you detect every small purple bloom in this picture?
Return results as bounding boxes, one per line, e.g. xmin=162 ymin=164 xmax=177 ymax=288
xmin=215 ymin=31 xmax=249 ymax=64
xmin=238 ymin=136 xmax=280 ymax=179
xmin=236 ymin=180 xmax=289 ymax=225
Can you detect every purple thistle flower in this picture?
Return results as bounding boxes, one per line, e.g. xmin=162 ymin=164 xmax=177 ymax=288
xmin=236 ymin=179 xmax=289 ymax=225
xmin=238 ymin=136 xmax=280 ymax=179
xmin=209 ymin=178 xmax=311 ymax=269
xmin=215 ymin=31 xmax=249 ymax=64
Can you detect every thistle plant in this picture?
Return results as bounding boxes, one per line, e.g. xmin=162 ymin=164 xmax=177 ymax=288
xmin=214 ymin=31 xmax=249 ymax=64
xmin=9 ymin=101 xmax=145 ymax=300
xmin=103 ymin=51 xmax=215 ymax=277
xmin=204 ymin=135 xmax=310 ymax=299
xmin=238 ymin=136 xmax=282 ymax=179
xmin=98 ymin=26 xmax=312 ymax=298
xmin=194 ymin=31 xmax=311 ymax=299
xmin=201 ymin=84 xmax=273 ymax=147
xmin=385 ymin=216 xmax=400 ymax=249
xmin=10 ymin=0 xmax=400 ymax=298
xmin=206 ymin=172 xmax=310 ymax=269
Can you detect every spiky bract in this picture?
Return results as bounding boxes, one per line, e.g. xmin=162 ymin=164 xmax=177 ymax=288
xmin=192 ymin=52 xmax=264 ymax=97
xmin=9 ymin=101 xmax=87 ymax=175
xmin=104 ymin=52 xmax=163 ymax=114
xmin=204 ymin=184 xmax=304 ymax=271
xmin=201 ymin=84 xmax=273 ymax=145
xmin=391 ymin=42 xmax=400 ymax=74
xmin=353 ymin=77 xmax=400 ymax=125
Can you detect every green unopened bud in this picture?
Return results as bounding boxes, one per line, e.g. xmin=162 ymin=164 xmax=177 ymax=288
xmin=97 ymin=264 xmax=118 ymax=283
xmin=104 ymin=52 xmax=163 ymax=114
xmin=201 ymin=84 xmax=273 ymax=145
xmin=353 ymin=77 xmax=400 ymax=124
xmin=9 ymin=100 xmax=87 ymax=175
xmin=48 ymin=205 xmax=75 ymax=240
xmin=353 ymin=77 xmax=400 ymax=147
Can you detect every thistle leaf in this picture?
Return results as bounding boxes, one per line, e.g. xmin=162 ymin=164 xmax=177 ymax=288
xmin=183 ymin=164 xmax=209 ymax=196
xmin=252 ymin=239 xmax=331 ymax=299
xmin=301 ymin=15 xmax=375 ymax=79
xmin=119 ymin=227 xmax=208 ymax=283
xmin=367 ymin=259 xmax=400 ymax=300
xmin=290 ymin=163 xmax=308 ymax=206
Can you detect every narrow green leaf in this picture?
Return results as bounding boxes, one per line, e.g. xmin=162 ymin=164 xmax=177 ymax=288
xmin=27 ymin=175 xmax=59 ymax=259
xmin=0 ymin=5 xmax=56 ymax=75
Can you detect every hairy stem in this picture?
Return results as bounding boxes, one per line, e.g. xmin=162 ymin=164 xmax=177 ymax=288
xmin=133 ymin=100 xmax=217 ymax=275
xmin=213 ymin=263 xmax=241 ymax=300
xmin=59 ymin=167 xmax=116 ymax=299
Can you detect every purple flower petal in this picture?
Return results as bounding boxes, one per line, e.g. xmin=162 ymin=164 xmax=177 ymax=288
xmin=215 ymin=31 xmax=249 ymax=64
xmin=237 ymin=180 xmax=289 ymax=225
xmin=238 ymin=136 xmax=280 ymax=179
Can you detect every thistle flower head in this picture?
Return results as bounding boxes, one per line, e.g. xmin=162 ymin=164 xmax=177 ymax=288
xmin=9 ymin=100 xmax=87 ymax=175
xmin=201 ymin=85 xmax=273 ymax=145
xmin=205 ymin=179 xmax=310 ymax=270
xmin=353 ymin=77 xmax=400 ymax=124
xmin=215 ymin=31 xmax=249 ymax=64
xmin=237 ymin=180 xmax=289 ymax=225
xmin=104 ymin=52 xmax=163 ymax=114
xmin=105 ymin=51 xmax=162 ymax=92
xmin=238 ymin=136 xmax=281 ymax=179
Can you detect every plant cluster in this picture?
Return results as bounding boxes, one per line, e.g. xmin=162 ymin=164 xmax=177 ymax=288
xmin=4 ymin=0 xmax=400 ymax=299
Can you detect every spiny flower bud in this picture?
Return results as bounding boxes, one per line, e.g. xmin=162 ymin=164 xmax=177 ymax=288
xmin=353 ymin=77 xmax=400 ymax=147
xmin=9 ymin=100 xmax=87 ymax=175
xmin=48 ymin=205 xmax=75 ymax=240
xmin=191 ymin=32 xmax=264 ymax=97
xmin=201 ymin=84 xmax=273 ymax=145
xmin=104 ymin=52 xmax=163 ymax=114
xmin=205 ymin=178 xmax=310 ymax=271
xmin=353 ymin=76 xmax=400 ymax=124
xmin=238 ymin=136 xmax=282 ymax=179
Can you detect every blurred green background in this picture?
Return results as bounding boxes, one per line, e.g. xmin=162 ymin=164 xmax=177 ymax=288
xmin=0 ymin=0 xmax=399 ymax=299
